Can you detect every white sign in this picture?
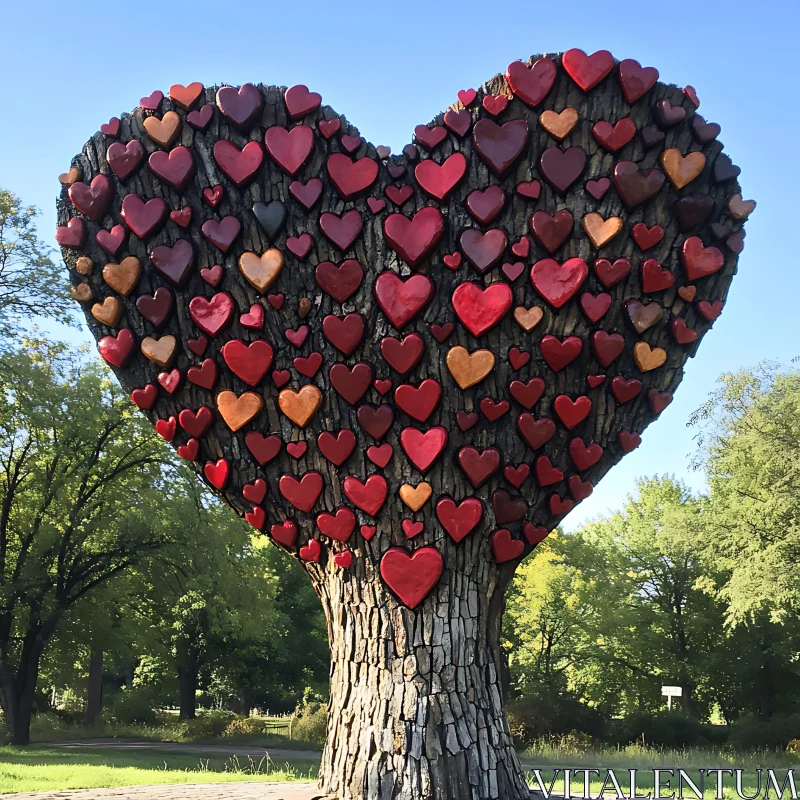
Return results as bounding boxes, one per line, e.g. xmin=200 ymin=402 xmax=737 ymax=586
xmin=661 ymin=686 xmax=683 ymax=697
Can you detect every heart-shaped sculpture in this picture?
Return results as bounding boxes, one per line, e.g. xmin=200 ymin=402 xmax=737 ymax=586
xmin=58 ymin=53 xmax=749 ymax=800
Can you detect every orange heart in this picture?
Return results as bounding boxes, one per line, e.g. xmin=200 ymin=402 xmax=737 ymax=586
xmin=677 ymin=286 xmax=697 ymax=302
xmin=102 ymin=257 xmax=141 ymax=296
xmin=660 ymin=149 xmax=706 ymax=189
xmin=728 ymin=193 xmax=756 ymax=220
xmin=143 ymin=111 xmax=181 ymax=148
xmin=278 ymin=385 xmax=322 ymax=427
xmin=399 ymin=482 xmax=432 ymax=512
xmin=91 ymin=296 xmax=123 ymax=327
xmin=239 ymin=249 xmax=284 ymax=294
xmin=71 ymin=283 xmax=93 ymax=303
xmin=217 ymin=390 xmax=263 ymax=432
xmin=75 ymin=256 xmax=93 ymax=276
xmin=581 ymin=212 xmax=622 ymax=248
xmin=141 ymin=335 xmax=176 ymax=368
xmin=446 ymin=346 xmax=495 ymax=389
xmin=539 ymin=108 xmax=579 ymax=140
xmin=513 ymin=306 xmax=543 ymax=332
xmin=633 ymin=342 xmax=667 ymax=373
xmin=59 ymin=166 xmax=82 ymax=186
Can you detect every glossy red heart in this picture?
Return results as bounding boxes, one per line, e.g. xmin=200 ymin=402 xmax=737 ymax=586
xmin=531 ymin=258 xmax=588 ymax=308
xmin=330 ymin=362 xmax=372 ymax=404
xmin=374 ymin=273 xmax=434 ymax=330
xmin=189 ymin=292 xmax=234 ymax=336
xmin=317 ymin=507 xmax=356 ymax=542
xmin=457 ymin=446 xmax=500 ymax=488
xmin=569 ymin=438 xmax=603 ymax=471
xmin=540 ymin=335 xmax=582 ymax=372
xmin=491 ymin=529 xmax=524 ymax=564
xmin=380 ymin=547 xmax=442 ymax=609
xmin=317 ymin=429 xmax=356 ymax=465
xmin=380 ymin=333 xmax=424 ymax=374
xmin=452 ymin=282 xmax=513 ymax=337
xmin=265 ymin=125 xmax=314 ymax=176
xmin=435 ymin=497 xmax=482 ymax=543
xmin=221 ymin=339 xmax=273 ymax=386
xmin=343 ymin=475 xmax=388 ymax=516
xmin=394 ymin=379 xmax=441 ymax=423
xmin=400 ymin=426 xmax=448 ymax=473
xmin=279 ymin=472 xmax=323 ymax=512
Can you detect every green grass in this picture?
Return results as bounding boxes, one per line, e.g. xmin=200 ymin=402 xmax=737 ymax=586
xmin=521 ymin=741 xmax=800 ymax=798
xmin=0 ymin=746 xmax=318 ymax=793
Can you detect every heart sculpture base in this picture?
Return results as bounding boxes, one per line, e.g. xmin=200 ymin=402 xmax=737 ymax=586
xmin=58 ymin=48 xmax=749 ymax=799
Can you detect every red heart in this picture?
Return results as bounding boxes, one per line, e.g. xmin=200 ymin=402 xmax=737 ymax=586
xmin=189 ymin=292 xmax=234 ymax=336
xmin=594 ymin=257 xmax=631 ymax=288
xmin=380 ymin=333 xmax=424 ymax=374
xmin=98 ymin=329 xmax=135 ymax=367
xmin=179 ymin=406 xmax=213 ymax=438
xmin=170 ymin=207 xmax=192 ymax=227
xmin=530 ymin=209 xmax=573 ymax=253
xmin=318 ymin=118 xmax=341 ymax=139
xmin=267 ymin=293 xmax=285 ymax=309
xmin=285 ymin=326 xmax=309 ymax=347
xmin=399 ymin=426 xmax=448 ymax=473
xmin=511 ymin=236 xmax=530 ymax=258
xmin=457 ymin=446 xmax=500 ymax=488
xmin=443 ymin=251 xmax=462 ymax=270
xmin=539 ymin=147 xmax=586 ymax=194
xmin=631 ymin=223 xmax=664 ymax=250
xmin=503 ymin=263 xmax=525 ymax=286
xmin=270 ymin=521 xmax=297 ymax=548
xmin=149 ymin=146 xmax=195 ymax=191
xmin=327 ymin=154 xmax=378 ymax=199
xmin=202 ymin=216 xmax=241 ymax=253
xmin=648 ymin=389 xmax=673 ymax=414
xmin=200 ymin=265 xmax=223 ymax=287
xmin=243 ymin=478 xmax=267 ymax=504
xmin=322 ymin=313 xmax=365 ymax=355
xmin=491 ymin=529 xmax=525 ymax=564
xmin=204 ymin=458 xmax=229 ymax=489
xmin=579 ymin=292 xmax=611 ymax=322
xmin=394 ymin=379 xmax=441 ymax=423
xmin=265 ymin=125 xmax=314 ymax=176
xmin=330 ymin=362 xmax=372 ymax=404
xmin=641 ymin=259 xmax=675 ymax=293
xmin=458 ymin=88 xmax=477 ymax=106
xmin=415 ymin=153 xmax=467 ymax=201
xmin=317 ymin=429 xmax=356 ymax=465
xmin=466 ymin=186 xmax=506 ymax=224
xmin=299 ymin=539 xmax=321 ymax=562
xmin=611 ymin=376 xmax=642 ymax=404
xmin=550 ymin=494 xmax=574 ymax=516
xmin=343 ymin=475 xmax=388 ymax=516
xmin=367 ymin=197 xmax=386 ymax=213
xmin=516 ymin=180 xmax=541 ymax=199
xmin=245 ymin=432 xmax=282 ymax=465
xmin=96 ymin=224 xmax=126 ymax=257
xmin=320 ymin=210 xmax=362 ymax=251
xmin=587 ymin=374 xmax=606 ymax=388
xmin=452 ymin=282 xmax=512 ymax=337
xmin=592 ymin=118 xmax=636 ymax=152
xmin=697 ymin=300 xmax=723 ymax=321
xmin=473 ymin=119 xmax=528 ymax=176
xmin=139 ymin=90 xmax=163 ymax=111
xmin=430 ymin=323 xmax=454 ymax=343
xmin=279 ymin=472 xmax=323 ymax=512
xmin=586 ymin=178 xmax=611 ymax=200
xmin=220 ymin=339 xmax=273 ymax=386
xmin=131 ymin=384 xmax=157 ymax=410
xmin=177 ymin=438 xmax=199 ymax=461
xmin=402 ymin=520 xmax=424 ymax=539
xmin=531 ymin=258 xmax=588 ymax=308
xmin=562 ymin=48 xmax=614 ymax=91
xmin=480 ymin=398 xmax=509 ymax=422
xmin=357 ymin=404 xmax=394 ymax=440
xmin=56 ymin=218 xmax=86 ymax=248
xmin=681 ymin=237 xmax=724 ymax=281
xmin=272 ymin=369 xmax=291 ymax=387
xmin=155 ymin=416 xmax=177 ymax=441
xmin=120 ymin=194 xmax=168 ymax=238
xmin=524 ymin=523 xmax=550 ymax=546
xmin=435 ymin=497 xmax=482 ymax=543
xmin=380 ymin=547 xmax=442 ymax=609
xmin=360 ymin=525 xmax=376 ymax=540
xmin=367 ymin=443 xmax=393 ymax=468
xmin=202 ymin=186 xmax=223 ymax=207
xmin=460 ymin=229 xmax=507 ymax=275
xmin=592 ymin=331 xmax=625 ymax=367
xmin=482 ymin=95 xmax=508 ymax=115
xmin=290 ymin=178 xmax=323 ymax=209
xmin=553 ymin=395 xmax=592 ymax=429
xmin=68 ymin=175 xmax=111 ymax=221
xmin=619 ymin=430 xmax=642 ymax=452
xmin=375 ymin=273 xmax=434 ymax=330
xmin=240 ymin=303 xmax=264 ymax=329
xmin=671 ymin=318 xmax=698 ymax=344
xmin=285 ymin=84 xmax=321 ymax=120
xmin=517 ymin=413 xmax=556 ymax=450
xmin=506 ymin=58 xmax=557 ymax=106
xmin=213 ymin=140 xmax=264 ymax=187
xmin=246 ymin=505 xmax=266 ymax=531
xmin=216 ymin=85 xmax=261 ymax=128
xmin=101 ymin=117 xmax=120 ymax=136
xmin=316 ymin=259 xmax=364 ymax=303
xmin=187 ymin=104 xmax=213 ymax=130
xmin=334 ymin=551 xmax=353 ymax=569
xmin=384 ymin=207 xmax=444 ymax=267
xmin=414 ymin=125 xmax=447 ymax=150
xmin=151 ymin=239 xmax=194 ymax=286
xmin=569 ymin=475 xmax=593 ymax=501
xmin=535 ymin=456 xmax=563 ymax=487
xmin=508 ymin=348 xmax=531 ymax=371
xmin=187 ymin=335 xmax=208 ymax=356
xmin=503 ymin=463 xmax=530 ymax=488
xmin=456 ymin=411 xmax=479 ymax=432
xmin=317 ymin=507 xmax=356 ymax=542
xmin=187 ymin=359 xmax=217 ymax=390
xmin=569 ymin=437 xmax=603 ymax=471
xmin=541 ymin=335 xmax=582 ymax=372
xmin=619 ymin=59 xmax=659 ymax=103
xmin=294 ymin=352 xmax=323 ymax=377
xmin=510 ymin=378 xmax=545 ymax=409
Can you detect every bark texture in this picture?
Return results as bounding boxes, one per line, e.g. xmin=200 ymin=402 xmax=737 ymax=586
xmin=56 ymin=51 xmax=747 ymax=798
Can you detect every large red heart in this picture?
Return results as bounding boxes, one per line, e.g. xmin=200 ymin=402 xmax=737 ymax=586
xmin=379 ymin=547 xmax=443 ymax=609
xmin=59 ymin=52 xmax=746 ymax=609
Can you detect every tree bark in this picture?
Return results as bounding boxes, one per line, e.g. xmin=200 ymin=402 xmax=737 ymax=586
xmin=84 ymin=646 xmax=104 ymax=727
xmin=309 ymin=547 xmax=528 ymax=800
xmin=0 ymin=638 xmax=43 ymax=745
xmin=177 ymin=641 xmax=200 ymax=720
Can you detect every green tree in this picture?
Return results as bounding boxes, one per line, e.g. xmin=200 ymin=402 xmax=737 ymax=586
xmin=0 ymin=189 xmax=73 ymax=336
xmin=0 ymin=341 xmax=177 ymax=743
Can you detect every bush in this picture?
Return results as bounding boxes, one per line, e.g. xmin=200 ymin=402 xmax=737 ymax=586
xmin=106 ymin=687 xmax=160 ymax=726
xmin=729 ymin=713 xmax=800 ymax=751
xmin=293 ymin=700 xmax=328 ymax=748
xmin=183 ymin=710 xmax=234 ymax=739
xmin=604 ymin=710 xmax=717 ymax=748
xmin=222 ymin=716 xmax=272 ymax=737
xmin=505 ymin=690 xmax=604 ymax=747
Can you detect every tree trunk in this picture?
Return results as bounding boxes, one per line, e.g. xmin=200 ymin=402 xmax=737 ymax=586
xmin=84 ymin=646 xmax=103 ymax=727
xmin=310 ymin=552 xmax=529 ymax=800
xmin=177 ymin=641 xmax=200 ymax=720
xmin=0 ymin=644 xmax=42 ymax=745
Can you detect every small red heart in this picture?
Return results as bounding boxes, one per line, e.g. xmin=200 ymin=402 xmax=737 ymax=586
xmin=272 ymin=369 xmax=291 ymax=387
xmin=443 ymin=252 xmax=462 ymax=270
xmin=480 ymin=397 xmax=510 ymax=422
xmin=570 ymin=437 xmax=604 ymax=470
xmin=503 ymin=463 xmax=530 ymax=488
xmin=509 ymin=378 xmax=545 ymax=409
xmin=285 ymin=326 xmax=310 ymax=347
xmin=204 ymin=458 xmax=229 ymax=489
xmin=294 ymin=352 xmax=323 ymax=377
xmin=594 ymin=257 xmax=631 ymax=288
xmin=569 ymin=475 xmax=593 ymax=501
xmin=386 ymin=184 xmax=414 ymax=206
xmin=414 ymin=125 xmax=448 ymax=150
xmin=286 ymin=233 xmax=313 ymax=259
xmin=221 ymin=340 xmax=274 ymax=388
xmin=187 ymin=104 xmax=214 ymax=130
xmin=158 ymin=368 xmax=182 ymax=394
xmin=201 ymin=265 xmax=223 ymax=287
xmin=299 ymin=539 xmax=322 ymax=562
xmin=683 ymin=85 xmax=700 ymax=106
xmin=458 ymin=88 xmax=477 ymax=106
xmin=430 ymin=323 xmax=454 ymax=343
xmin=579 ymin=292 xmax=611 ymax=323
xmin=670 ymin=317 xmax=698 ymax=344
xmin=611 ymin=376 xmax=642 ymax=404
xmin=554 ymin=395 xmax=592 ymax=429
xmin=592 ymin=331 xmax=625 ymax=367
xmin=697 ymin=300 xmax=723 ymax=321
xmin=96 ymin=224 xmax=126 ymax=257
xmin=444 ymin=108 xmax=471 ymax=137
xmin=245 ymin=432 xmax=282 ymax=465
xmin=131 ymin=384 xmax=157 ymax=410
xmin=402 ymin=520 xmax=424 ymax=538
xmin=586 ymin=374 xmax=606 ymax=388
xmin=456 ymin=411 xmax=479 ymax=432
xmin=177 ymin=438 xmax=199 ymax=461
xmin=482 ymin=95 xmax=508 ymax=115
xmin=648 ymin=389 xmax=673 ymax=414
xmin=343 ymin=474 xmax=388 ymax=516
xmin=360 ymin=525 xmax=377 ymax=541
xmin=619 ymin=430 xmax=642 ymax=452
xmin=523 ymin=523 xmax=549 ymax=546
xmin=491 ymin=529 xmax=525 ymax=563
xmin=240 ymin=303 xmax=264 ymax=329
xmin=508 ymin=348 xmax=530 ymax=371
xmin=287 ymin=442 xmax=308 ymax=459
xmin=586 ymin=177 xmax=611 ymax=200
xmin=334 ymin=551 xmax=353 ymax=569
xmin=318 ymin=118 xmax=341 ymax=139
xmin=140 ymin=90 xmax=163 ymax=110
xmin=511 ymin=236 xmax=530 ymax=258
xmin=267 ymin=293 xmax=285 ymax=309
xmin=170 ymin=207 xmax=192 ymax=227
xmin=502 ymin=262 xmax=525 ymax=282
xmin=203 ymin=185 xmax=223 ymax=208
xmin=245 ymin=506 xmax=266 ymax=530
xmin=374 ymin=379 xmax=392 ymax=395
xmin=550 ymin=494 xmax=574 ymax=516
xmin=681 ymin=237 xmax=724 ymax=281
xmin=631 ymin=223 xmax=664 ymax=250
xmin=318 ymin=429 xmax=357 ymax=465
xmin=101 ymin=117 xmax=120 ymax=137
xmin=243 ymin=478 xmax=267 ymax=504
xmin=367 ymin=197 xmax=386 ymax=214
xmin=516 ymin=180 xmax=541 ymax=199
xmin=317 ymin=508 xmax=356 ymax=542
xmin=280 ymin=472 xmax=323 ymax=512
xmin=541 ymin=335 xmax=582 ymax=373
xmin=187 ymin=359 xmax=217 ymax=390
xmin=285 ymin=84 xmax=321 ymax=120
xmin=641 ymin=258 xmax=675 ymax=293
xmin=367 ymin=443 xmax=393 ymax=468
xmin=270 ymin=521 xmax=297 ymax=548
xmin=341 ymin=134 xmax=362 ymax=153
xmin=535 ymin=455 xmax=564 ymax=486
xmin=155 ymin=416 xmax=177 ymax=441
xmin=187 ymin=335 xmax=208 ymax=356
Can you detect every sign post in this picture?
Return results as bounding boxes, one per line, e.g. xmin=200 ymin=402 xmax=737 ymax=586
xmin=662 ymin=685 xmax=683 ymax=711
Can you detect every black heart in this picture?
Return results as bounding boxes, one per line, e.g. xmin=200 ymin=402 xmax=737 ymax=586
xmin=252 ymin=200 xmax=287 ymax=242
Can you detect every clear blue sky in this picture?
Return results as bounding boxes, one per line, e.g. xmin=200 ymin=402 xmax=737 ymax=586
xmin=4 ymin=0 xmax=797 ymax=528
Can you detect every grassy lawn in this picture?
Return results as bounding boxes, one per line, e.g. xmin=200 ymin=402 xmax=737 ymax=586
xmin=0 ymin=747 xmax=318 ymax=794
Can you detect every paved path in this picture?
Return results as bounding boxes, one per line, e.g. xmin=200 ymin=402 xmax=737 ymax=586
xmin=0 ymin=784 xmax=323 ymax=799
